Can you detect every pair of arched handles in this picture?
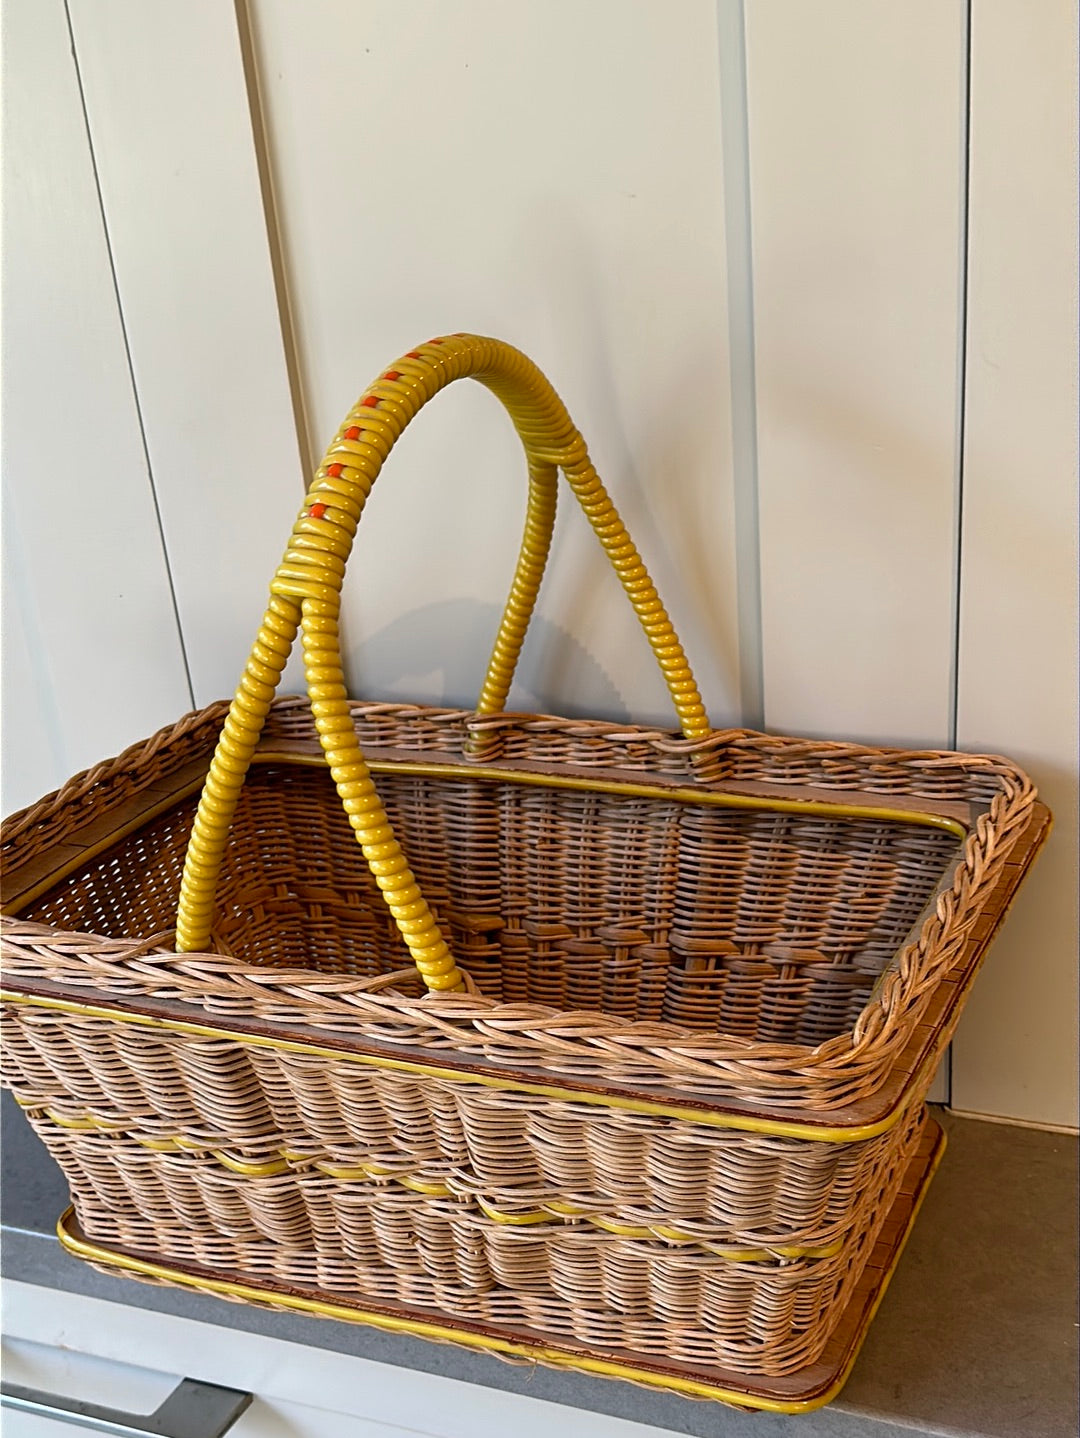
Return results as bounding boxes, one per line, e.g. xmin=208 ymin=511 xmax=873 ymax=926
xmin=176 ymin=335 xmax=711 ymax=992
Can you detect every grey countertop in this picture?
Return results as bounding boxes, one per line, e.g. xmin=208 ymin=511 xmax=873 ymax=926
xmin=1 ymin=1092 xmax=1076 ymax=1438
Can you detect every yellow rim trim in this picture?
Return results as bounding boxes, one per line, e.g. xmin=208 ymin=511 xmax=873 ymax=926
xmin=471 ymin=1195 xmax=841 ymax=1259
xmin=2 ymin=988 xmax=929 ymax=1142
xmin=55 ymin=1127 xmax=945 ymax=1417
xmin=274 ymin=749 xmax=970 ymax=840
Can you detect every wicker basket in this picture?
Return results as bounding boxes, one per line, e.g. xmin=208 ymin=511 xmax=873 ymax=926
xmin=0 ymin=335 xmax=1049 ymax=1412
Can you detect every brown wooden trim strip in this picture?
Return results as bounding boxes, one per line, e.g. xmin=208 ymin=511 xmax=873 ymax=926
xmin=1 ymin=756 xmax=213 ymax=914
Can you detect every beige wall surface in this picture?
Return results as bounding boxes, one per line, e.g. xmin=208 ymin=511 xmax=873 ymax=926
xmin=950 ymin=0 xmax=1079 ymax=1128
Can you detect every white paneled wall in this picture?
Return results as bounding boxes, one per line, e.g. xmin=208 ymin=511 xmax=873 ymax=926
xmin=1 ymin=0 xmax=192 ymax=816
xmin=65 ymin=0 xmax=309 ymax=704
xmin=747 ymin=0 xmax=968 ymax=749
xmin=247 ymin=0 xmax=742 ymax=729
xmin=2 ymin=0 xmax=1076 ymax=1125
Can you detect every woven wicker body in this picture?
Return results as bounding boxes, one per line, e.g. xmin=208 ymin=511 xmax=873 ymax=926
xmin=0 ymin=337 xmax=1047 ymax=1409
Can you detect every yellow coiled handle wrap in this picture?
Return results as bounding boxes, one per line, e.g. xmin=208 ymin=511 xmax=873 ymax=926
xmin=175 ymin=335 xmax=709 ymax=991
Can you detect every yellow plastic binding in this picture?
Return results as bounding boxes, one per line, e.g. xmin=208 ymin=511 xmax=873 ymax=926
xmin=175 ymin=335 xmax=708 ymax=990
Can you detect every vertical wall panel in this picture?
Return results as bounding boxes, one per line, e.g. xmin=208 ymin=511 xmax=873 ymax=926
xmin=247 ymin=0 xmax=741 ymax=730
xmin=1 ymin=0 xmax=192 ymax=816
xmin=67 ymin=0 xmax=307 ymax=704
xmin=747 ymin=0 xmax=967 ymax=748
xmin=745 ymin=1 xmax=967 ymax=1105
xmin=950 ymin=0 xmax=1078 ymax=1128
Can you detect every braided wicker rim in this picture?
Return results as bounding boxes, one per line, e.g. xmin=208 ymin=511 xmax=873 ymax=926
xmin=0 ymin=696 xmax=1037 ymax=1112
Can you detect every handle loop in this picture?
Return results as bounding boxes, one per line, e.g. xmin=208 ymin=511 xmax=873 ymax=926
xmin=175 ymin=335 xmax=709 ymax=991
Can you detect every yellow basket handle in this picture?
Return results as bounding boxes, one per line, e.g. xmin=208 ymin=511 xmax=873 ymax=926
xmin=175 ymin=335 xmax=709 ymax=991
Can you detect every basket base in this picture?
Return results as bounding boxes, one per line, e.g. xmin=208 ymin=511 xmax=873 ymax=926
xmin=56 ymin=1115 xmax=944 ymax=1415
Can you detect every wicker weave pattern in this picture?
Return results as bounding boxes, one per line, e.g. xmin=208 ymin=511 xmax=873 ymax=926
xmin=23 ymin=762 xmax=957 ymax=1025
xmin=20 ymin=1101 xmax=925 ymax=1377
xmin=3 ymin=1007 xmax=917 ymax=1250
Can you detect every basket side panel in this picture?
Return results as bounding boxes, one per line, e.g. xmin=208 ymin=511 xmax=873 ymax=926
xmin=2 ymin=1006 xmax=917 ymax=1251
xmin=10 ymin=1053 xmax=927 ymax=1378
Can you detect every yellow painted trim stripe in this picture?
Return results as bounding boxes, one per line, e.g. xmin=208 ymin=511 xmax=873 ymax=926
xmin=16 ymin=1099 xmax=843 ymax=1259
xmin=267 ymin=749 xmax=971 ymax=841
xmin=470 ymin=1194 xmax=841 ymax=1260
xmin=1 ymin=989 xmax=928 ymax=1142
xmin=55 ymin=1127 xmax=945 ymax=1418
xmin=11 ymin=1102 xmax=295 ymax=1177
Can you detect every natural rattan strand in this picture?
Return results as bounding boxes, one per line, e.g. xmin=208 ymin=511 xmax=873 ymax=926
xmin=0 ymin=700 xmax=1035 ymax=1382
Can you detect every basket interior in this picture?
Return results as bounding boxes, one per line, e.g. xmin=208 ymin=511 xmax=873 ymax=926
xmin=25 ymin=761 xmax=961 ymax=1047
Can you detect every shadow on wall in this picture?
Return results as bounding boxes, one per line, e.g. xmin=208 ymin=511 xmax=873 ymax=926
xmin=343 ymin=596 xmax=638 ymax=725
xmin=530 ymin=215 xmax=742 ymax=726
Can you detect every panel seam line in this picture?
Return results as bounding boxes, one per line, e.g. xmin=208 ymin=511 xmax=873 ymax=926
xmin=233 ymin=0 xmax=316 ymax=483
xmin=717 ymin=0 xmax=765 ymax=732
xmin=61 ymin=0 xmax=196 ymax=711
xmin=949 ymin=0 xmax=974 ymax=753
